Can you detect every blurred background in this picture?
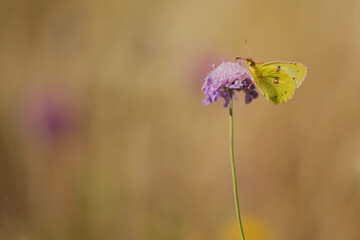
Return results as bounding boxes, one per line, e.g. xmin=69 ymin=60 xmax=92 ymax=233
xmin=1 ymin=0 xmax=360 ymax=239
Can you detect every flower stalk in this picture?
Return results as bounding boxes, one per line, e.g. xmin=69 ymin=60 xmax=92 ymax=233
xmin=229 ymin=90 xmax=246 ymax=240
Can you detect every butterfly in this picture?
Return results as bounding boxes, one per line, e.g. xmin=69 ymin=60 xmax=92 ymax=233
xmin=240 ymin=58 xmax=308 ymax=104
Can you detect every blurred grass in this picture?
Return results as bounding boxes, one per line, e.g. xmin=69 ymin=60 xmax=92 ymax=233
xmin=1 ymin=0 xmax=360 ymax=239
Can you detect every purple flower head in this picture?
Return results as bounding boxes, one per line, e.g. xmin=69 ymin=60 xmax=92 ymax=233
xmin=202 ymin=58 xmax=258 ymax=107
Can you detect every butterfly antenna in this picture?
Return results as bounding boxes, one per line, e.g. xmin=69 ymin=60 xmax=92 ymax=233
xmin=244 ymin=39 xmax=256 ymax=88
xmin=245 ymin=39 xmax=253 ymax=59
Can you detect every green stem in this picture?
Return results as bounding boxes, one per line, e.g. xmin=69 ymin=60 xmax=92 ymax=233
xmin=229 ymin=90 xmax=246 ymax=240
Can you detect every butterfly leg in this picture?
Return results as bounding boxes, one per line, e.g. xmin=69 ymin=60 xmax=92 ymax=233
xmin=238 ymin=72 xmax=254 ymax=89
xmin=235 ymin=57 xmax=242 ymax=65
xmin=247 ymin=80 xmax=255 ymax=89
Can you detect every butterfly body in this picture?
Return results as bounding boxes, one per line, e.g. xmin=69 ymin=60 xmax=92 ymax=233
xmin=244 ymin=58 xmax=308 ymax=104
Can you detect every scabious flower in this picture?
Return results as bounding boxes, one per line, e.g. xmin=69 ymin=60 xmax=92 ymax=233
xmin=202 ymin=58 xmax=258 ymax=107
xmin=201 ymin=58 xmax=258 ymax=240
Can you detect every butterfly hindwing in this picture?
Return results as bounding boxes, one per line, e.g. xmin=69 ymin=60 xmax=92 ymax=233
xmin=251 ymin=66 xmax=296 ymax=105
xmin=258 ymin=62 xmax=308 ymax=88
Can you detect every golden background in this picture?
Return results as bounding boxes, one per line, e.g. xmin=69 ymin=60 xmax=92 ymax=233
xmin=0 ymin=0 xmax=360 ymax=239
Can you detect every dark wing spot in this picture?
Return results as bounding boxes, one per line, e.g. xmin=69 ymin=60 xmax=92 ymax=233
xmin=274 ymin=77 xmax=279 ymax=84
xmin=284 ymin=91 xmax=287 ymax=94
xmin=271 ymin=95 xmax=278 ymax=102
xmin=276 ymin=66 xmax=281 ymax=72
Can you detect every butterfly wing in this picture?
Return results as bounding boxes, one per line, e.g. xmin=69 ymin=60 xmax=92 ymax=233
xmin=258 ymin=62 xmax=308 ymax=87
xmin=251 ymin=66 xmax=296 ymax=104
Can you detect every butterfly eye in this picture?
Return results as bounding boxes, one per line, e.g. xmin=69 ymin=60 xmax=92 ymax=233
xmin=247 ymin=61 xmax=252 ymax=66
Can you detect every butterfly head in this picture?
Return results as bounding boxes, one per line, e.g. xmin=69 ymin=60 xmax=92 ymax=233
xmin=245 ymin=58 xmax=257 ymax=68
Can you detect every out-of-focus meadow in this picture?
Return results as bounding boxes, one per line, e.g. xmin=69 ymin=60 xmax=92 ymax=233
xmin=1 ymin=0 xmax=360 ymax=239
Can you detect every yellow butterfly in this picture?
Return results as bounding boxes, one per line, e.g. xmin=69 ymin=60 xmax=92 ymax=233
xmin=242 ymin=58 xmax=308 ymax=104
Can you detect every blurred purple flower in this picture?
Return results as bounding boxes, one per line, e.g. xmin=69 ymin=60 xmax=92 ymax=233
xmin=23 ymin=87 xmax=77 ymax=140
xmin=202 ymin=59 xmax=258 ymax=107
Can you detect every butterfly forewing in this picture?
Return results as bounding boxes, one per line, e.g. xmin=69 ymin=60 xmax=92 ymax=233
xmin=258 ymin=62 xmax=308 ymax=88
xmin=252 ymin=66 xmax=296 ymax=104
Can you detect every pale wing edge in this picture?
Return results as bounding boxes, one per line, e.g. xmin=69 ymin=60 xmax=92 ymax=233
xmin=258 ymin=61 xmax=308 ymax=88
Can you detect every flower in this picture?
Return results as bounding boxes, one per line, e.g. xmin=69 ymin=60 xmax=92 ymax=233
xmin=201 ymin=58 xmax=258 ymax=107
